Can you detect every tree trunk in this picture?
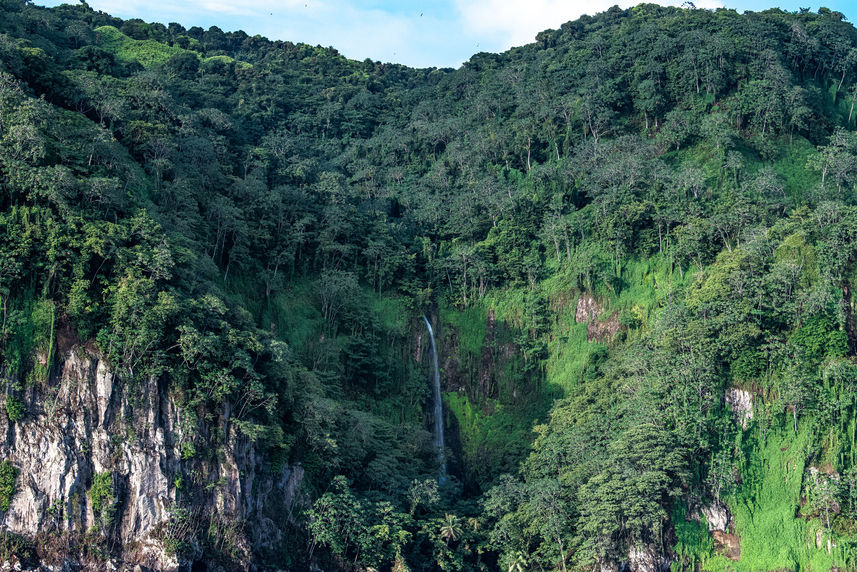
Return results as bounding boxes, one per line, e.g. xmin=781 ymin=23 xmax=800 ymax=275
xmin=526 ymin=137 xmax=531 ymax=172
xmin=564 ymin=228 xmax=572 ymax=261
xmin=843 ymin=283 xmax=857 ymax=356
xmin=556 ymin=536 xmax=568 ymax=572
xmin=849 ymin=88 xmax=857 ymax=123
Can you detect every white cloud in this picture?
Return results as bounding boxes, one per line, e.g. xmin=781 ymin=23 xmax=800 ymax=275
xmin=454 ymin=0 xmax=724 ymax=49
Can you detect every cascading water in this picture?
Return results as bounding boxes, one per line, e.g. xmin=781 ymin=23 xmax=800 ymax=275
xmin=423 ymin=316 xmax=446 ymax=479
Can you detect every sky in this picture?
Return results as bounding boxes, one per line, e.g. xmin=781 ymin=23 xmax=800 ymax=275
xmin=34 ymin=0 xmax=857 ymax=68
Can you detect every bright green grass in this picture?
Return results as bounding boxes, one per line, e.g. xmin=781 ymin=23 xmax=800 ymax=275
xmin=440 ymin=290 xmax=544 ymax=404
xmin=542 ymin=255 xmax=687 ymax=395
xmin=439 ymin=301 xmax=487 ymax=358
xmin=439 ymin=289 xmax=552 ymax=482
xmin=706 ymin=419 xmax=847 ymax=572
xmin=438 ymin=255 xmax=691 ymax=482
xmin=94 ymin=26 xmax=251 ymax=69
xmin=481 ymin=287 xmax=528 ymax=330
xmin=672 ymin=502 xmax=715 ymax=571
xmin=94 ymin=26 xmax=185 ymax=68
xmin=611 ymin=255 xmax=688 ymax=326
xmin=445 ymin=391 xmax=545 ymax=485
xmin=543 ymin=303 xmax=593 ymax=396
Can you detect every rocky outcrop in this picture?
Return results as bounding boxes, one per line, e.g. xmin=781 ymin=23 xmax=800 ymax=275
xmin=701 ymin=501 xmax=729 ymax=532
xmin=627 ymin=544 xmax=670 ymax=572
xmin=575 ymin=294 xmax=621 ymax=343
xmin=712 ymin=531 xmax=741 ymax=560
xmin=576 ymin=294 xmax=600 ymax=323
xmin=725 ymin=387 xmax=753 ymax=429
xmin=0 ymin=347 xmax=303 ymax=570
xmin=699 ymin=500 xmax=739 ymax=561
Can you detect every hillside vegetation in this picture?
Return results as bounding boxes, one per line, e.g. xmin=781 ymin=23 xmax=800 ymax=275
xmin=4 ymin=0 xmax=857 ymax=569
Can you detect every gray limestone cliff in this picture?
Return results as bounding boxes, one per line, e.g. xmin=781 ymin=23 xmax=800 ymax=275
xmin=0 ymin=346 xmax=303 ymax=570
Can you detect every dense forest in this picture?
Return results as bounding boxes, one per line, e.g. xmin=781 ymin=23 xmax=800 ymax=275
xmin=5 ymin=0 xmax=857 ymax=569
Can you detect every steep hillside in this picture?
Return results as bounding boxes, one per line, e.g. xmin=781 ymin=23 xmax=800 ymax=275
xmin=3 ymin=1 xmax=857 ymax=570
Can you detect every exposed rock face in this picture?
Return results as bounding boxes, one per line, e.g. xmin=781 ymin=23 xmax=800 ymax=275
xmin=627 ymin=544 xmax=669 ymax=572
xmin=587 ymin=312 xmax=621 ymax=343
xmin=0 ymin=348 xmax=303 ymax=570
xmin=701 ymin=501 xmax=729 ymax=532
xmin=725 ymin=387 xmax=753 ymax=429
xmin=576 ymin=294 xmax=621 ymax=343
xmin=576 ymin=294 xmax=600 ymax=323
xmin=712 ymin=531 xmax=741 ymax=560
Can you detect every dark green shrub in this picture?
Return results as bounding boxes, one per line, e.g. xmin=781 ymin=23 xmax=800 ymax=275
xmin=88 ymin=472 xmax=115 ymax=528
xmin=0 ymin=461 xmax=18 ymax=511
xmin=5 ymin=396 xmax=24 ymax=422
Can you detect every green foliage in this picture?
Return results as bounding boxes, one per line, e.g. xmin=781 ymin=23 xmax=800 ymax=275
xmin=440 ymin=303 xmax=487 ymax=359
xmin=8 ymin=1 xmax=857 ymax=569
xmin=0 ymin=461 xmax=18 ymax=512
xmin=306 ymin=476 xmax=413 ymax=570
xmin=180 ymin=441 xmax=196 ymax=460
xmin=2 ymin=295 xmax=55 ymax=381
xmin=5 ymin=395 xmax=24 ymax=422
xmin=445 ymin=393 xmax=541 ymax=486
xmin=88 ymin=472 xmax=116 ymax=528
xmin=671 ymin=503 xmax=713 ymax=570
xmin=790 ymin=314 xmax=848 ymax=367
xmin=707 ymin=422 xmax=845 ymax=571
xmin=94 ymin=26 xmax=187 ymax=68
xmin=577 ymin=423 xmax=689 ymax=564
xmin=0 ymin=532 xmax=31 ymax=562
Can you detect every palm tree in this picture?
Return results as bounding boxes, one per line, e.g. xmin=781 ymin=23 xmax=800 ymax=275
xmin=439 ymin=513 xmax=463 ymax=544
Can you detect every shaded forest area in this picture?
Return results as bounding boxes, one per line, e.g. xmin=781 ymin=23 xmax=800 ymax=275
xmin=4 ymin=0 xmax=857 ymax=569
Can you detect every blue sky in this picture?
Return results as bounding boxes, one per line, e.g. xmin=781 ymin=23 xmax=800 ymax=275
xmin=35 ymin=1 xmax=857 ymax=68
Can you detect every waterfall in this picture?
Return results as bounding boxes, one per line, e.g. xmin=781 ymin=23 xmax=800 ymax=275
xmin=423 ymin=316 xmax=446 ymax=478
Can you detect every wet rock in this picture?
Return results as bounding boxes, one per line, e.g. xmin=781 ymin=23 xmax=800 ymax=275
xmin=587 ymin=312 xmax=621 ymax=343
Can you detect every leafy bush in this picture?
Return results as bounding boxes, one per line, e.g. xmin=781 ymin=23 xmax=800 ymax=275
xmin=5 ymin=396 xmax=24 ymax=422
xmin=180 ymin=441 xmax=196 ymax=460
xmin=789 ymin=313 xmax=848 ymax=367
xmin=88 ymin=472 xmax=115 ymax=528
xmin=0 ymin=461 xmax=18 ymax=512
xmin=0 ymin=531 xmax=31 ymax=562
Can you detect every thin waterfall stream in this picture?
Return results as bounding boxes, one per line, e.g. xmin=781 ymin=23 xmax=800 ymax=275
xmin=423 ymin=316 xmax=446 ymax=479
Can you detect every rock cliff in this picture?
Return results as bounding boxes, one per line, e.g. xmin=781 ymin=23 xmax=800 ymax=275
xmin=0 ymin=347 xmax=302 ymax=570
